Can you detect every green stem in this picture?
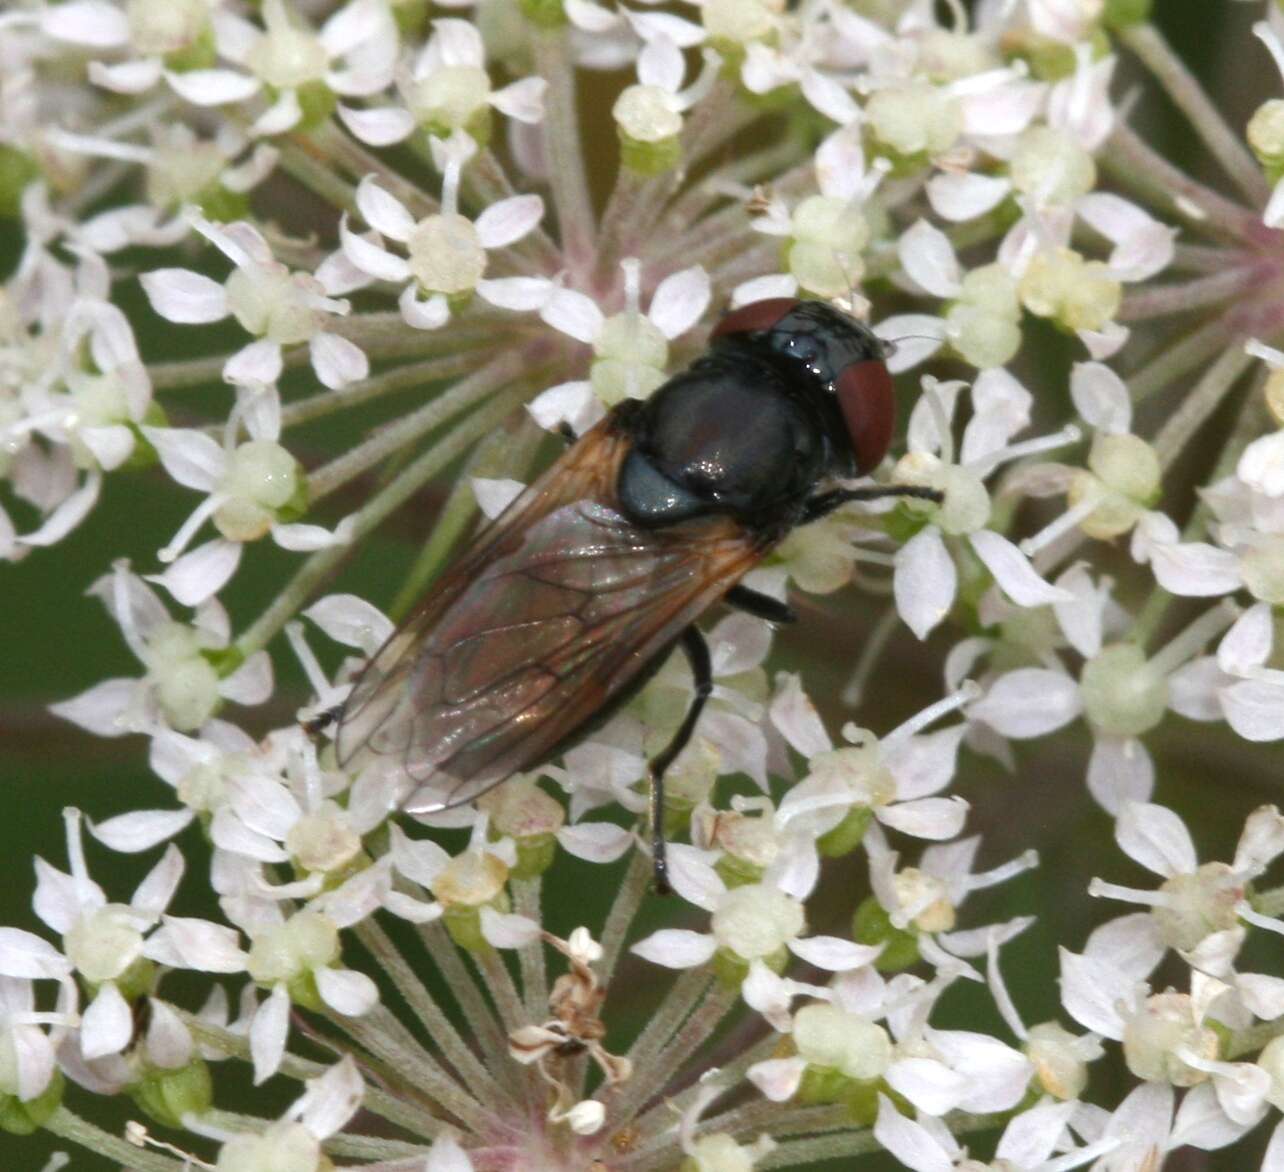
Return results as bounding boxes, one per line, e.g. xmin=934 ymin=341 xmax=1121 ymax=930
xmin=177 ymin=1009 xmax=435 ymax=1136
xmin=354 ymin=919 xmax=513 ymax=1107
xmin=44 ymin=1106 xmax=187 ymax=1172
xmin=277 ymin=141 xmax=358 ymax=213
xmin=758 ymin=1112 xmax=1007 ymax=1168
xmin=1228 ymin=1014 xmax=1284 ymax=1059
xmin=1128 ymin=316 xmax=1237 ymax=404
xmin=1153 ymin=343 xmax=1254 ymax=469
xmin=468 ymin=148 xmax=563 ymax=272
xmin=149 ymin=354 xmax=242 ymax=391
xmin=1103 ymin=121 xmax=1257 ymax=242
xmin=280 ymin=352 xmax=486 ymax=430
xmin=307 ymin=353 xmax=525 ymax=501
xmin=387 ymin=413 xmax=544 ymax=620
xmin=1119 ymin=266 xmax=1257 ymax=322
xmin=1121 ymin=23 xmax=1271 ymax=207
xmin=534 ymin=31 xmax=596 ymax=270
xmin=303 ymin=123 xmax=437 ymax=218
xmin=235 ymin=386 xmax=524 ymax=659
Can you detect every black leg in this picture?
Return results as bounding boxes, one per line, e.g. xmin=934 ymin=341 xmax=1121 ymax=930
xmin=302 ymin=704 xmax=343 ymax=739
xmin=802 ymin=484 xmax=943 ymax=524
xmin=725 ymin=584 xmax=796 ymax=625
xmin=647 ymin=626 xmax=713 ymax=895
xmin=557 ymin=422 xmax=577 ymax=446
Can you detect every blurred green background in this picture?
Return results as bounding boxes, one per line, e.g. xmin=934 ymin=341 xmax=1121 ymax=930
xmin=2 ymin=2 xmax=1280 ymax=1168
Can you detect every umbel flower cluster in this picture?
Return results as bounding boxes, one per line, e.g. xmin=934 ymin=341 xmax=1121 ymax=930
xmin=5 ymin=0 xmax=1284 ymax=1169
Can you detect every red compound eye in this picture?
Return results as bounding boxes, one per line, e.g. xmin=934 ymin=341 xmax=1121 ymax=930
xmin=710 ymin=298 xmax=799 ymax=339
xmin=836 ymin=359 xmax=895 ymax=474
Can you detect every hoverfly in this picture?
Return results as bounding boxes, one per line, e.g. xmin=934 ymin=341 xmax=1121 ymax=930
xmin=320 ymin=298 xmax=942 ymax=891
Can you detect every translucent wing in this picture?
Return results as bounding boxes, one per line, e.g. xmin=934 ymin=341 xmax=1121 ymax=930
xmin=335 ymin=415 xmax=766 ymax=811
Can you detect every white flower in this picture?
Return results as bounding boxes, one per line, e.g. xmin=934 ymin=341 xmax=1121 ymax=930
xmin=143 ymin=384 xmax=353 ymax=606
xmin=887 ymin=372 xmax=1076 ymax=640
xmin=142 ymin=211 xmax=368 ymax=390
xmin=341 ymin=132 xmax=549 ymax=331
xmin=49 ymin=561 xmax=272 ymax=735
xmin=339 ymin=17 xmax=546 ymax=148
xmin=168 ymin=0 xmax=397 ymax=137
xmin=531 ymin=257 xmax=710 ymax=432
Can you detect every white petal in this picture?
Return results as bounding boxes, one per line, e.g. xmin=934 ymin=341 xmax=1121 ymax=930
xmin=557 ymin=822 xmax=632 ymax=863
xmin=1070 ymin=361 xmax=1131 ymax=434
xmin=399 ymin=284 xmax=449 ymax=330
xmin=800 ymin=67 xmax=860 ymax=123
xmin=970 ymin=669 xmax=1082 ymax=738
xmin=969 ymin=530 xmax=1073 ymax=607
xmin=337 ymin=103 xmax=415 ymax=146
xmin=884 ymin=1057 xmax=968 ymax=1116
xmin=1222 ymin=678 xmax=1284 ymax=741
xmin=479 ymin=908 xmax=542 ymax=949
xmin=1116 ymin=801 xmax=1197 ymax=877
xmin=895 ymin=528 xmax=957 ymax=640
xmin=311 ymin=332 xmax=369 ymax=390
xmin=630 ymin=929 xmax=717 ymax=968
xmin=476 ymin=276 xmax=553 ymax=311
xmin=475 ymin=195 xmax=545 ymax=249
xmin=220 ymin=650 xmax=273 ymax=705
xmin=41 ymin=1 xmax=129 ymax=46
xmin=769 ymin=672 xmax=832 ymax=758
xmin=926 ymin=172 xmax=1010 ymax=222
xmin=49 ymin=678 xmax=136 ymax=738
xmin=1051 ymin=563 xmax=1105 ymax=659
xmin=747 ymin=1056 xmax=807 ymax=1103
xmin=303 ymin=594 xmax=393 ymax=653
xmin=1086 ymin=736 xmax=1154 ymax=815
xmin=225 ymin=338 xmax=284 ymax=386
xmin=251 ymin=984 xmax=290 ymax=1083
xmin=730 ymin=273 xmax=798 ymax=306
xmin=143 ymin=426 xmax=225 ymax=491
xmin=88 ymin=57 xmax=164 ymax=93
xmin=250 ymin=89 xmax=302 ymax=137
xmin=527 ymin=381 xmax=599 ymax=434
xmin=1057 ymin=948 xmax=1129 ymax=1039
xmin=426 ymin=1133 xmax=475 ymax=1172
xmin=90 ymin=809 xmax=194 ymax=853
xmin=648 ymin=266 xmax=711 ymax=340
xmin=489 ymin=75 xmax=547 ymax=123
xmin=294 ymin=1055 xmax=365 ymax=1140
xmin=540 ymin=287 xmax=603 ymax=344
xmin=787 ymin=935 xmax=881 ymax=971
xmin=356 ymin=176 xmax=416 ymax=243
xmin=899 ymin=220 xmax=961 ymax=298
xmin=666 ymin=844 xmax=725 ymax=913
xmin=81 ymin=982 xmax=133 ymax=1059
xmin=79 ymin=426 xmax=135 ymax=472
xmin=874 ymin=315 xmax=947 ymax=373
xmin=1239 ymin=431 xmax=1284 ymax=497
xmin=878 ymin=796 xmax=969 ymax=840
xmin=0 ymin=928 xmax=73 ymax=980
xmin=1149 ymin=541 xmax=1241 ymax=597
xmin=316 ymin=966 xmax=379 ymax=1015
xmin=1077 ymin=193 xmax=1176 ymax=282
xmin=340 ymin=215 xmax=411 ymax=283
xmin=140 ymin=269 xmax=229 ymax=324
xmin=637 ymin=33 xmax=684 ymax=91
xmin=874 ymin=1095 xmax=954 ymax=1172
xmin=150 ymin=539 xmax=242 ymax=606
xmin=164 ymin=68 xmax=261 ymax=106
xmin=149 ymin=916 xmax=247 ymax=973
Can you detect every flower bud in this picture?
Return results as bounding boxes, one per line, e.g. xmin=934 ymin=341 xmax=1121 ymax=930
xmin=1121 ymin=991 xmax=1218 ymax=1086
xmin=1153 ymin=863 xmax=1242 ymax=951
xmin=1010 ymin=126 xmax=1097 ymax=206
xmin=614 ymin=86 xmax=683 ymax=175
xmin=1249 ymin=100 xmax=1284 ymax=173
xmin=0 ymin=1069 xmax=64 ymax=1136
xmin=247 ymin=911 xmax=341 ymax=1006
xmin=126 ymin=0 xmax=210 ymax=58
xmin=682 ymin=1133 xmax=758 ymax=1172
xmin=712 ymin=884 xmax=803 ymax=962
xmin=433 ymin=850 xmax=511 ymax=951
xmin=787 ymin=196 xmax=869 ymax=299
xmin=1025 ymin=1021 xmax=1095 ymax=1100
xmin=1080 ymin=643 xmax=1169 ymax=737
xmin=131 ymin=1057 xmax=214 ymax=1129
xmin=245 ymin=1 xmax=328 ymax=90
xmin=408 ymin=214 xmax=488 ymax=297
xmin=216 ymin=1122 xmax=327 ymax=1172
xmin=702 ymin=0 xmax=780 ymax=43
xmin=794 ymin=1003 xmax=892 ymax=1082
xmin=65 ymin=905 xmax=146 ymax=984
xmin=216 ymin=440 xmax=306 ymax=542
xmin=145 ymin=622 xmax=222 ymax=731
xmin=852 ymin=897 xmax=919 ymax=971
xmin=865 ymin=84 xmax=962 ymax=162
xmin=1019 ymin=248 xmax=1121 ymax=333
xmin=408 ymin=67 xmax=493 ymax=140
xmin=286 ymin=802 xmax=364 ymax=879
xmin=590 ymin=313 xmax=669 ymax=404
